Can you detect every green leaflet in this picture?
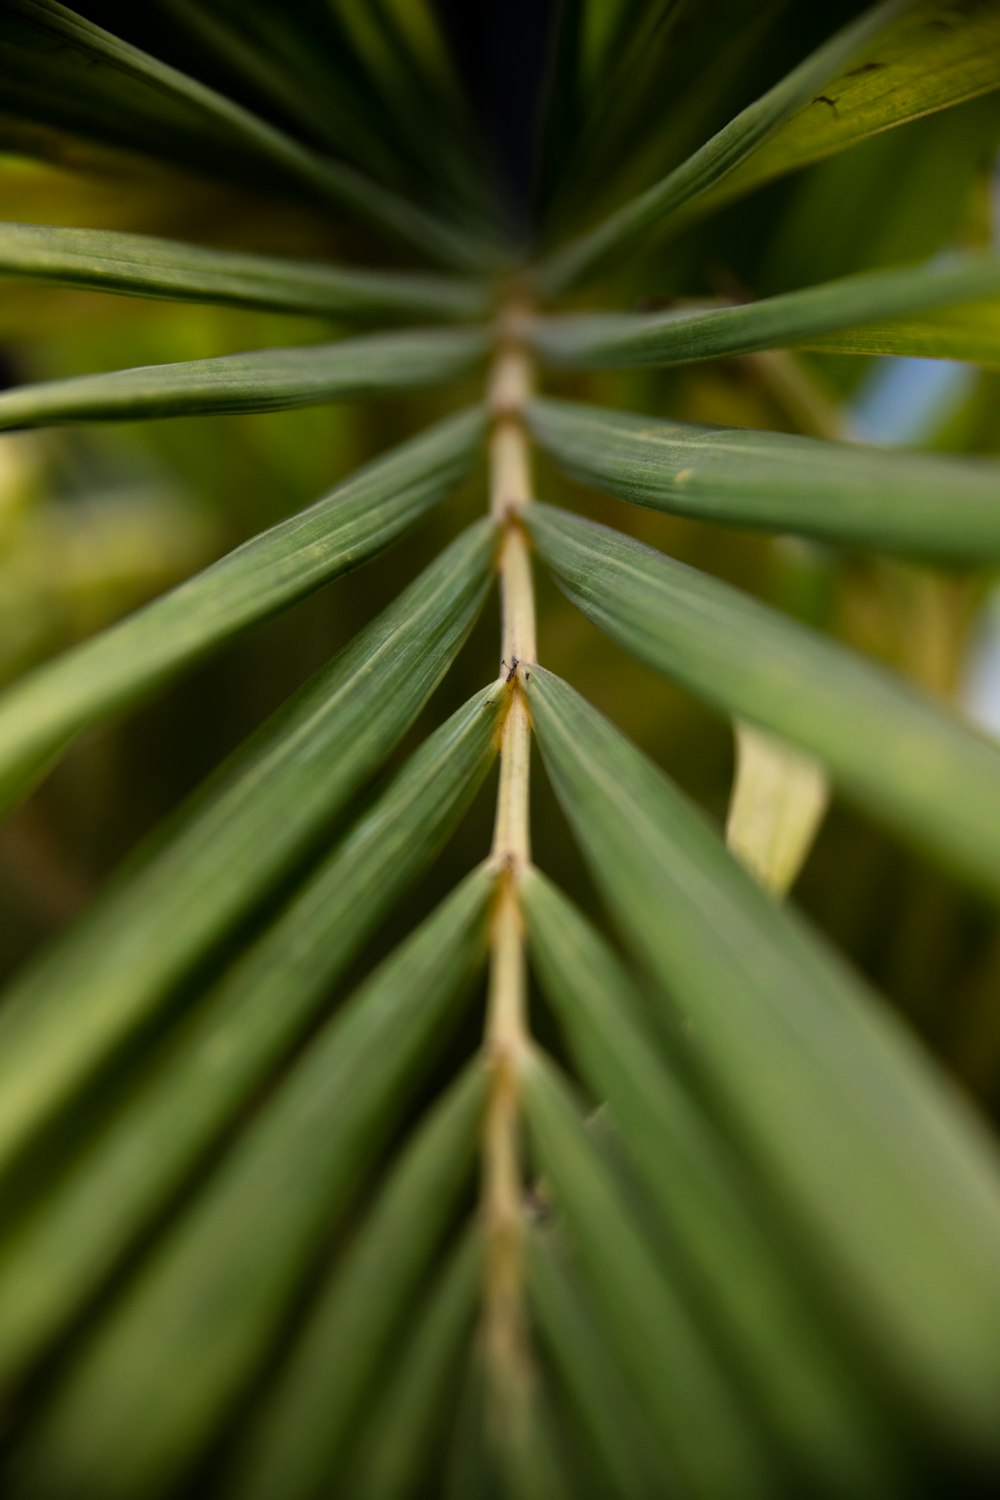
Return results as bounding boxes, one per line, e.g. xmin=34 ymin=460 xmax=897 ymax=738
xmin=694 ymin=0 xmax=1000 ymax=220
xmin=525 ymin=504 xmax=1000 ymax=901
xmin=0 ymin=223 xmax=490 ymax=320
xmin=525 ymin=667 xmax=1000 ymax=1458
xmin=536 ymin=0 xmax=908 ymax=294
xmin=526 ymin=1232 xmax=670 ymax=1500
xmin=802 ymin=299 xmax=1000 ymax=364
xmin=221 ymin=1064 xmax=486 ymax=1500
xmin=0 ymin=326 xmax=486 ymax=431
xmin=0 ymin=688 xmax=501 ymax=1390
xmin=522 ymin=870 xmax=901 ymax=1493
xmin=0 ymin=1 xmax=499 ymax=270
xmin=525 ymin=396 xmax=1000 ymax=562
xmin=347 ymin=1229 xmax=483 ymax=1500
xmin=0 ymin=408 xmax=485 ymax=815
xmin=530 ymin=256 xmax=1000 ymax=369
xmin=0 ymin=522 xmax=495 ymax=1180
xmin=7 ymin=871 xmax=492 ymax=1500
xmin=520 ymin=1049 xmax=780 ymax=1499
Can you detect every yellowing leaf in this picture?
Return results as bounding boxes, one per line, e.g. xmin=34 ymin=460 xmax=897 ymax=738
xmin=726 ymin=723 xmax=829 ymax=896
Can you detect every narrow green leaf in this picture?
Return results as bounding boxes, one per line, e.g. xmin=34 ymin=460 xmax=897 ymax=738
xmin=0 ymin=688 xmax=500 ymax=1390
xmin=0 ymin=326 xmax=486 ymax=432
xmin=537 ymin=0 xmax=907 ymax=294
xmin=0 ymin=409 xmax=485 ymax=815
xmin=520 ymin=1050 xmax=780 ymax=1500
xmin=8 ymin=872 xmax=492 ymax=1500
xmin=525 ymin=667 xmax=1000 ymax=1457
xmin=0 ymin=0 xmax=500 ymax=270
xmin=802 ymin=299 xmax=1000 ymax=364
xmin=526 ymin=505 xmax=1000 ymax=900
xmin=223 ymin=1064 xmax=486 ymax=1500
xmin=526 ymin=1232 xmax=666 ymax=1500
xmin=522 ymin=870 xmax=901 ymax=1493
xmin=0 ymin=522 xmax=494 ymax=1180
xmin=349 ymin=1230 xmax=483 ymax=1500
xmin=695 ymin=0 xmax=1000 ymax=220
xmin=0 ymin=223 xmax=490 ymax=321
xmin=527 ymin=398 xmax=1000 ymax=563
xmin=531 ymin=257 xmax=1000 ymax=369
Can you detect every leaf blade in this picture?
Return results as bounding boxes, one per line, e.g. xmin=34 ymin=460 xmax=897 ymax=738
xmin=0 ymin=408 xmax=485 ymax=815
xmin=525 ymin=503 xmax=1000 ymax=900
xmin=349 ymin=1229 xmax=483 ymax=1500
xmin=0 ymin=0 xmax=501 ymax=269
xmin=222 ymin=1064 xmax=486 ymax=1500
xmin=522 ymin=869 xmax=899 ymax=1492
xmin=536 ymin=0 xmax=909 ymax=294
xmin=698 ymin=0 xmax=1000 ymax=220
xmin=526 ymin=397 xmax=1000 ymax=563
xmin=530 ymin=257 xmax=1000 ymax=369
xmin=8 ymin=872 xmax=493 ymax=1500
xmin=0 ymin=523 xmax=495 ymax=1179
xmin=0 ymin=223 xmax=490 ymax=321
xmin=525 ymin=666 xmax=1000 ymax=1458
xmin=520 ymin=1050 xmax=780 ymax=1500
xmin=0 ymin=327 xmax=487 ymax=431
xmin=0 ymin=688 xmax=500 ymax=1390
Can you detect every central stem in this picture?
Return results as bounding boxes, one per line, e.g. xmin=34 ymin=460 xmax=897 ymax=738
xmin=480 ymin=324 xmax=536 ymax=1428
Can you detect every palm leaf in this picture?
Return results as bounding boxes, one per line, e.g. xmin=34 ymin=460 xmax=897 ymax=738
xmin=523 ymin=868 xmax=904 ymax=1491
xmin=0 ymin=223 xmax=489 ymax=320
xmin=6 ymin=873 xmax=492 ymax=1500
xmin=526 ymin=504 xmax=1000 ymax=900
xmin=0 ymin=409 xmax=484 ymax=812
xmin=0 ymin=0 xmax=499 ymax=269
xmin=531 ymin=256 xmax=1000 ymax=367
xmin=537 ymin=0 xmax=909 ymax=293
xmin=526 ymin=396 xmax=1000 ymax=560
xmin=220 ymin=1063 xmax=486 ymax=1500
xmin=0 ymin=327 xmax=486 ymax=432
xmin=347 ymin=1229 xmax=483 ymax=1500
xmin=519 ymin=1048 xmax=780 ymax=1497
xmin=525 ymin=666 xmax=1000 ymax=1460
xmin=0 ymin=688 xmax=500 ymax=1390
xmin=696 ymin=0 xmax=1000 ymax=220
xmin=0 ymin=523 xmax=493 ymax=1177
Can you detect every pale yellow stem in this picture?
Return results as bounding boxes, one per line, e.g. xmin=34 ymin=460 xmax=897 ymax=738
xmin=479 ymin=324 xmax=537 ymax=1431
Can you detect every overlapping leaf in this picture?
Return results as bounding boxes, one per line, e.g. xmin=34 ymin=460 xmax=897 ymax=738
xmin=537 ymin=0 xmax=909 ymax=293
xmin=527 ymin=505 xmax=1000 ymax=901
xmin=0 ymin=688 xmax=500 ymax=1390
xmin=525 ymin=667 xmax=1000 ymax=1459
xmin=7 ymin=873 xmax=492 ymax=1500
xmin=695 ymin=0 xmax=1000 ymax=219
xmin=523 ymin=869 xmax=901 ymax=1492
xmin=0 ymin=0 xmax=498 ymax=269
xmin=221 ymin=1063 xmax=486 ymax=1500
xmin=0 ymin=522 xmax=494 ymax=1180
xmin=0 ymin=408 xmax=485 ymax=814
